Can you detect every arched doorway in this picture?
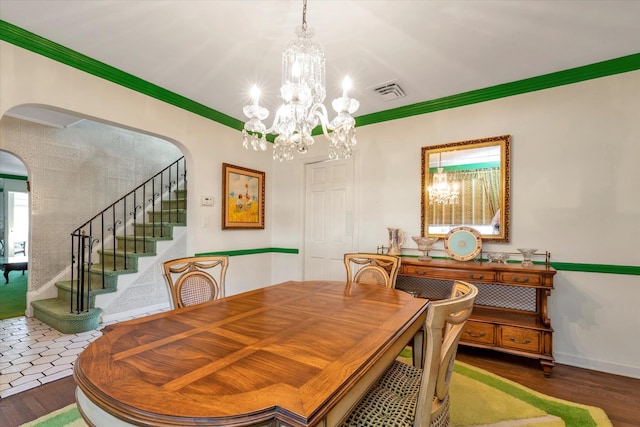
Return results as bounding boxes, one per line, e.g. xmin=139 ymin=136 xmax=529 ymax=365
xmin=0 ymin=150 xmax=29 ymax=319
xmin=1 ymin=105 xmax=185 ymax=320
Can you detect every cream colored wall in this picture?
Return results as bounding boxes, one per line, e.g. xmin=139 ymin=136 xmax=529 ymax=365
xmin=271 ymin=70 xmax=640 ymax=378
xmin=2 ymin=40 xmax=639 ymax=378
xmin=0 ymin=41 xmax=278 ymax=300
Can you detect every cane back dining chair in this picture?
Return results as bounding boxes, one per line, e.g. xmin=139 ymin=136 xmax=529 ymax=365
xmin=340 ymin=281 xmax=478 ymax=427
xmin=162 ymin=256 xmax=228 ymax=309
xmin=344 ymin=253 xmax=401 ymax=288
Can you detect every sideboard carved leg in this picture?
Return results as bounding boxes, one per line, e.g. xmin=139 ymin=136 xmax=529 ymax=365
xmin=540 ymin=360 xmax=554 ymax=377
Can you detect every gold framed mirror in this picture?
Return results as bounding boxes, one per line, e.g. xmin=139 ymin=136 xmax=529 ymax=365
xmin=421 ymin=135 xmax=510 ymax=242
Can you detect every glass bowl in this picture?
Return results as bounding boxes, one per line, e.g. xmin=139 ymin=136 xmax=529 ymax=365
xmin=517 ymin=248 xmax=537 ymax=266
xmin=486 ymin=252 xmax=510 ymax=264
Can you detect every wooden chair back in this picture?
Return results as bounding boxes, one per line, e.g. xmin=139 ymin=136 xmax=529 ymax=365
xmin=162 ymin=256 xmax=228 ymax=309
xmin=344 ymin=253 xmax=401 ymax=288
xmin=415 ymin=281 xmax=478 ymax=426
xmin=339 ymin=281 xmax=477 ymax=427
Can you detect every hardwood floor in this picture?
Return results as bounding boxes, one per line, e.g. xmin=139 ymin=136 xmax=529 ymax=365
xmin=1 ymin=347 xmax=639 ymax=427
xmin=0 ymin=376 xmax=76 ymax=427
xmin=455 ymin=347 xmax=640 ymax=427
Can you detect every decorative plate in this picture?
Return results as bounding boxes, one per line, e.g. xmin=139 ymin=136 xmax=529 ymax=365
xmin=444 ymin=226 xmax=482 ymax=261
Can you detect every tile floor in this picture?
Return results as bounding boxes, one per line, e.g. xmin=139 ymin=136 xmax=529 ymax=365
xmin=0 ymin=309 xmax=167 ymax=399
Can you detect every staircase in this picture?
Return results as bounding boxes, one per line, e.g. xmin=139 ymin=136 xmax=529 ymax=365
xmin=31 ymin=158 xmax=186 ymax=334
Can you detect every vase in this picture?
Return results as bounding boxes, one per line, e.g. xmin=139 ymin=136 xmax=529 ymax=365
xmin=387 ymin=227 xmax=405 ymax=255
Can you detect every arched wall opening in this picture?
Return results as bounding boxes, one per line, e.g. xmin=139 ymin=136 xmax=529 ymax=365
xmin=0 ymin=104 xmax=188 ymax=317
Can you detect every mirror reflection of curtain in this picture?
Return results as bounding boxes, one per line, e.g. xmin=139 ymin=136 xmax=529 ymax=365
xmin=430 ymin=167 xmax=499 ymax=226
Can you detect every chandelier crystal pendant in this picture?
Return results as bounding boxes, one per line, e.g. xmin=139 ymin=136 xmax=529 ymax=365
xmin=428 ymin=154 xmax=460 ymax=205
xmin=242 ymin=0 xmax=359 ymax=161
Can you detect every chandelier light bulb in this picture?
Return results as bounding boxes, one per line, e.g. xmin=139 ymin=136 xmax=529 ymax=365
xmin=342 ymin=76 xmax=352 ymax=98
xmin=250 ymin=85 xmax=260 ymax=106
xmin=292 ymin=61 xmax=302 ymax=82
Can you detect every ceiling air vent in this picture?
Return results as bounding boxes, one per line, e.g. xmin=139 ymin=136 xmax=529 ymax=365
xmin=370 ymin=80 xmax=406 ymax=102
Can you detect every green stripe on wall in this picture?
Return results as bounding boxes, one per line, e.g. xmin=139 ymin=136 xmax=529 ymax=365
xmin=549 ymin=262 xmax=640 ymax=276
xmin=195 ymin=248 xmax=299 ymax=257
xmin=198 ymin=249 xmax=638 ymax=276
xmin=0 ymin=173 xmax=28 ymax=181
xmin=1 ymin=20 xmax=639 ymax=131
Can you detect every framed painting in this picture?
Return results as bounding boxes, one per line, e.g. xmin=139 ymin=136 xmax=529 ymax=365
xmin=222 ymin=163 xmax=265 ymax=229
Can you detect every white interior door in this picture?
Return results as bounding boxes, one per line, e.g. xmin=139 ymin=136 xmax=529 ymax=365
xmin=304 ymin=158 xmax=355 ymax=280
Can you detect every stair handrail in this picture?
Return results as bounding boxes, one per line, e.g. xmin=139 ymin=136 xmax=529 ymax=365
xmin=70 ymin=157 xmax=186 ymax=314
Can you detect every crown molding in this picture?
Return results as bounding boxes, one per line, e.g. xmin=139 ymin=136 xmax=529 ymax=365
xmin=2 ymin=20 xmax=639 ymax=133
xmin=0 ymin=20 xmax=245 ymax=131
xmin=355 ymin=52 xmax=640 ymax=126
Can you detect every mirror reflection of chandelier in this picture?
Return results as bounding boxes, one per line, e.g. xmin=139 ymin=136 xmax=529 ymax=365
xmin=241 ymin=0 xmax=359 ymax=161
xmin=428 ymin=153 xmax=460 ymax=205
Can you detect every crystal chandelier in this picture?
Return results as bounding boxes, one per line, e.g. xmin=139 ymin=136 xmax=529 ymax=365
xmin=241 ymin=0 xmax=359 ymax=161
xmin=428 ymin=154 xmax=460 ymax=205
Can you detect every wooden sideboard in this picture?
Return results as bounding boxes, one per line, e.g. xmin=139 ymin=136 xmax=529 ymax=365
xmin=397 ymin=257 xmax=556 ymax=376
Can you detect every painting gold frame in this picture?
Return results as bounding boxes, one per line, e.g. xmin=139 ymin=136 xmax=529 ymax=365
xmin=222 ymin=163 xmax=265 ymax=229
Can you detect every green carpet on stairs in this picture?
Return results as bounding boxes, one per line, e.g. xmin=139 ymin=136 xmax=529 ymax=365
xmin=0 ymin=270 xmax=28 ymax=320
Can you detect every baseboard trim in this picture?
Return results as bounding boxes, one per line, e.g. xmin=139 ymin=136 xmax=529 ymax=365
xmin=554 ymin=351 xmax=640 ymax=380
xmin=100 ymin=302 xmax=170 ymax=325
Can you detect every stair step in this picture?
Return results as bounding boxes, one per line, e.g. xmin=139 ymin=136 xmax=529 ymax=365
xmin=56 ymin=278 xmax=117 ymax=300
xmin=161 ymin=198 xmax=187 ymax=210
xmin=67 ymin=267 xmax=121 ymax=289
xmin=97 ymin=249 xmax=157 ymax=270
xmin=115 ymin=235 xmax=158 ymax=254
xmin=147 ymin=209 xmax=186 ymax=224
xmin=31 ymin=298 xmax=102 ymax=334
xmin=89 ymin=264 xmax=138 ymax=276
xmin=133 ymin=223 xmax=175 ymax=239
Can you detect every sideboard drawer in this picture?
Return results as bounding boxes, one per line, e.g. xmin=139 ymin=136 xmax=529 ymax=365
xmin=461 ymin=321 xmax=495 ymax=345
xmin=500 ymin=326 xmax=540 ymax=353
xmin=401 ymin=265 xmax=496 ymax=282
xmin=400 ymin=265 xmax=432 ymax=276
xmin=498 ymin=272 xmax=542 ymax=285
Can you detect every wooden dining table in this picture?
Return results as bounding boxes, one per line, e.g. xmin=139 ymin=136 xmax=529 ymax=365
xmin=74 ymin=280 xmax=428 ymax=427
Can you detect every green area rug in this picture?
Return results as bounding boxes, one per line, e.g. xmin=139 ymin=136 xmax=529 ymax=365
xmin=450 ymin=361 xmax=611 ymax=426
xmin=0 ymin=270 xmax=27 ymax=320
xmin=20 ymin=360 xmax=612 ymax=427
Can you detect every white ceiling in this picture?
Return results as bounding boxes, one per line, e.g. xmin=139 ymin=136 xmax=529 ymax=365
xmin=2 ymin=1 xmax=640 ymax=120
xmin=0 ymin=0 xmax=639 ymax=175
